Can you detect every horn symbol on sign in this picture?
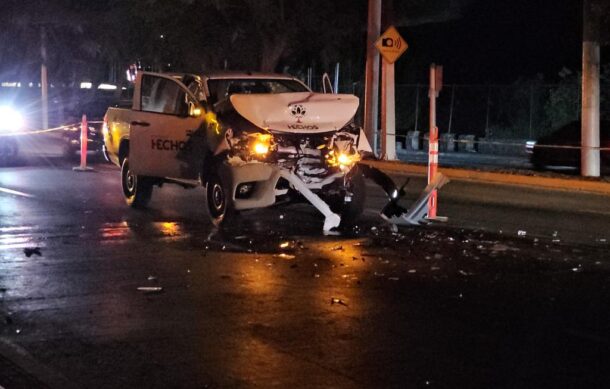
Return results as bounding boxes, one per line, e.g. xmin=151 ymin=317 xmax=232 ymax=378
xmin=395 ymin=38 xmax=402 ymax=49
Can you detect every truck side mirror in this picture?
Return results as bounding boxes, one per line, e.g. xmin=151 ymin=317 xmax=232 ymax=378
xmin=189 ymin=101 xmax=202 ymax=117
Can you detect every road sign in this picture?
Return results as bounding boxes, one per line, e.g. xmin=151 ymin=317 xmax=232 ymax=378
xmin=375 ymin=26 xmax=408 ymax=64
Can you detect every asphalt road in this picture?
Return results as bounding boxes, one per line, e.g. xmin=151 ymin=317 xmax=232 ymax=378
xmin=0 ymin=160 xmax=609 ymax=388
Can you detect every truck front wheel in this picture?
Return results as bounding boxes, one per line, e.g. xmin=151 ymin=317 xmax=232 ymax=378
xmin=328 ymin=170 xmax=366 ymax=229
xmin=205 ymin=172 xmax=234 ymax=226
xmin=121 ymin=157 xmax=153 ymax=208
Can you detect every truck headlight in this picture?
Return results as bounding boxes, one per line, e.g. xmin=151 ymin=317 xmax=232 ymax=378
xmin=0 ymin=106 xmax=24 ymax=132
xmin=228 ymin=131 xmax=275 ymax=161
xmin=327 ymin=149 xmax=361 ymax=170
xmin=325 ymin=131 xmax=361 ymax=170
xmin=251 ymin=133 xmax=272 ymax=156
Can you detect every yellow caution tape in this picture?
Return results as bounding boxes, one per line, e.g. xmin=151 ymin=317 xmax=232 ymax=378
xmin=0 ymin=121 xmax=103 ymax=137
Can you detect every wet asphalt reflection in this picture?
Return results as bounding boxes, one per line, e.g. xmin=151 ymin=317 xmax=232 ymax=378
xmin=1 ymin=162 xmax=610 ymax=388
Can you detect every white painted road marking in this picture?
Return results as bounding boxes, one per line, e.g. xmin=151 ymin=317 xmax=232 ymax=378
xmin=0 ymin=187 xmax=35 ymax=198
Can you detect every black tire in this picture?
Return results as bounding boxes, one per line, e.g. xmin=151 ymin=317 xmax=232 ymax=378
xmin=329 ymin=170 xmax=366 ymax=228
xmin=205 ymin=171 xmax=234 ymax=226
xmin=121 ymin=157 xmax=153 ymax=208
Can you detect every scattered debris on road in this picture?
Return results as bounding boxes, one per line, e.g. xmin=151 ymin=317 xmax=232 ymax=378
xmin=137 ymin=286 xmax=163 ymax=294
xmin=275 ymin=253 xmax=295 ymax=260
xmin=330 ymin=298 xmax=348 ymax=306
xmin=23 ymin=247 xmax=42 ymax=257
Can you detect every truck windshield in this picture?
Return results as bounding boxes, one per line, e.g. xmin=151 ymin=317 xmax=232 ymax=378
xmin=207 ymin=78 xmax=309 ymax=105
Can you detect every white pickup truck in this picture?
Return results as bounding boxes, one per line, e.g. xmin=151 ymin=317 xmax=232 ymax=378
xmin=103 ymin=71 xmax=377 ymax=231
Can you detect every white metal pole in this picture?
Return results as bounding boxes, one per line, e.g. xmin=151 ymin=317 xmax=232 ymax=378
xmin=380 ymin=59 xmax=396 ymax=160
xmin=333 ymin=62 xmax=340 ymax=94
xmin=448 ymin=85 xmax=455 ymax=134
xmin=364 ymin=0 xmax=381 ymax=153
xmin=414 ymin=84 xmax=420 ymax=132
xmin=581 ymin=0 xmax=600 ymax=177
xmin=40 ymin=26 xmax=49 ymax=130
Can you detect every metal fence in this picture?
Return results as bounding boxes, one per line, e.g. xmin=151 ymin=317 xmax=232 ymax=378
xmin=331 ymin=81 xmax=608 ymax=144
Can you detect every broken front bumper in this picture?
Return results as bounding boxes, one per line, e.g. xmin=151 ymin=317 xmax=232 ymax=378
xmin=222 ymin=162 xmax=343 ymax=231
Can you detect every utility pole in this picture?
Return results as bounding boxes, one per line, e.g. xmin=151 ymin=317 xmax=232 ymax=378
xmin=380 ymin=0 xmax=396 ymax=160
xmin=364 ymin=0 xmax=381 ymax=152
xmin=40 ymin=26 xmax=49 ymax=130
xmin=581 ymin=0 xmax=600 ymax=177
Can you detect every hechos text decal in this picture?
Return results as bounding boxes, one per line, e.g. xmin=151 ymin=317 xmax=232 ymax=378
xmin=151 ymin=138 xmax=186 ymax=151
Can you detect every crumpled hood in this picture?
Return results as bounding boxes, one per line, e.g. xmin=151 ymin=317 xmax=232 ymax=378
xmin=229 ymin=92 xmax=359 ymax=133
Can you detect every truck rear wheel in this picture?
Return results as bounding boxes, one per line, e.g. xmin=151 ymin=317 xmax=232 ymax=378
xmin=121 ymin=157 xmax=153 ymax=208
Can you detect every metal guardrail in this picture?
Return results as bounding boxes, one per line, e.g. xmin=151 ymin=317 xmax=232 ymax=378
xmin=391 ymin=133 xmax=610 ymax=152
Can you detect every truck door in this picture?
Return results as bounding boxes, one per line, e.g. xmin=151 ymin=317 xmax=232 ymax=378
xmin=130 ymin=73 xmax=203 ymax=179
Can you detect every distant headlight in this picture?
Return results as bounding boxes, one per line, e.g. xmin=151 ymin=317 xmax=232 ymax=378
xmin=0 ymin=106 xmax=24 ymax=132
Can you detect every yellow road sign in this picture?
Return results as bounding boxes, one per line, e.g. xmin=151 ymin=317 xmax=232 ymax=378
xmin=375 ymin=26 xmax=408 ymax=64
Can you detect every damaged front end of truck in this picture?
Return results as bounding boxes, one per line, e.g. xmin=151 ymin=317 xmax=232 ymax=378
xmin=205 ymin=90 xmax=447 ymax=232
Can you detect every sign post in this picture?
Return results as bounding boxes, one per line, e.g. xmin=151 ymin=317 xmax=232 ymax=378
xmin=375 ymin=26 xmax=408 ymax=160
xmin=428 ymin=64 xmax=446 ymax=221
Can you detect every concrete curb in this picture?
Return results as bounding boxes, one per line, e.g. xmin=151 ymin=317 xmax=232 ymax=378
xmin=360 ymin=160 xmax=610 ymax=196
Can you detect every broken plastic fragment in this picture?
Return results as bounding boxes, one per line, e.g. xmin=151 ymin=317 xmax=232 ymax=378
xmin=331 ymin=245 xmax=344 ymax=251
xmin=517 ymin=230 xmax=527 ymax=237
xmin=408 ymin=269 xmax=417 ymax=274
xmin=275 ymin=253 xmax=295 ymax=260
xmin=137 ymin=286 xmax=163 ymax=294
xmin=147 ymin=275 xmax=157 ymax=281
xmin=330 ymin=298 xmax=348 ymax=306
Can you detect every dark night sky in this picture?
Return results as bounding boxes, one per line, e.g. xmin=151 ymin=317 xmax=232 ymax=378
xmin=395 ymin=0 xmax=595 ymax=84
